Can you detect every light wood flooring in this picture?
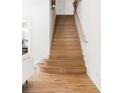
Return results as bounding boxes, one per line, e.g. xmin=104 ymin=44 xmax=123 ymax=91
xmin=23 ymin=15 xmax=100 ymax=93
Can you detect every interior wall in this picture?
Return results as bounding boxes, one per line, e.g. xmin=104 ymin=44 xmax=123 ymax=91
xmin=55 ymin=0 xmax=74 ymax=15
xmin=76 ymin=0 xmax=101 ymax=90
xmin=23 ymin=0 xmax=52 ymax=64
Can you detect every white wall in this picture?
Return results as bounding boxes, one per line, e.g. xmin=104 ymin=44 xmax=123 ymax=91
xmin=23 ymin=0 xmax=54 ymax=64
xmin=56 ymin=0 xmax=74 ymax=15
xmin=76 ymin=0 xmax=101 ymax=90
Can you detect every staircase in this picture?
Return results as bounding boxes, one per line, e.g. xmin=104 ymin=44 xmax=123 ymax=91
xmin=23 ymin=15 xmax=100 ymax=93
xmin=38 ymin=15 xmax=86 ymax=74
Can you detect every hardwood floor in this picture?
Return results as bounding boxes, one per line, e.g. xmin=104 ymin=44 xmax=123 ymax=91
xmin=23 ymin=15 xmax=100 ymax=93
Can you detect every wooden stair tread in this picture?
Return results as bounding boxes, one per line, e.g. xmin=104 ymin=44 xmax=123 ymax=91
xmin=39 ymin=62 xmax=85 ymax=67
xmin=44 ymin=60 xmax=84 ymax=62
xmin=38 ymin=65 xmax=85 ymax=69
xmin=40 ymin=69 xmax=86 ymax=74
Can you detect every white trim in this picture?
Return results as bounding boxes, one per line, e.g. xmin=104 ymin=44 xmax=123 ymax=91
xmin=50 ymin=13 xmax=56 ymax=49
xmin=74 ymin=12 xmax=88 ymax=44
xmin=49 ymin=0 xmax=56 ymax=49
xmin=74 ymin=12 xmax=88 ymax=68
xmin=87 ymin=70 xmax=101 ymax=91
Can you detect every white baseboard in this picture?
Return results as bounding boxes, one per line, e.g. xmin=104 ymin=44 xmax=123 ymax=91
xmin=87 ymin=70 xmax=101 ymax=91
xmin=74 ymin=12 xmax=87 ymax=67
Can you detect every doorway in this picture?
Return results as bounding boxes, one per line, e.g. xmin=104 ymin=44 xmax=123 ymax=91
xmin=55 ymin=0 xmax=74 ymax=15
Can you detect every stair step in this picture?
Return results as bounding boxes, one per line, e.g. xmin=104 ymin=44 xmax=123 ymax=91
xmin=50 ymin=53 xmax=82 ymax=55
xmin=51 ymin=51 xmax=82 ymax=55
xmin=53 ymin=41 xmax=80 ymax=43
xmin=38 ymin=62 xmax=85 ymax=67
xmin=45 ymin=59 xmax=84 ymax=62
xmin=54 ymin=34 xmax=79 ymax=38
xmin=55 ymin=29 xmax=77 ymax=31
xmin=52 ymin=46 xmax=81 ymax=50
xmin=39 ymin=67 xmax=86 ymax=74
xmin=55 ymin=24 xmax=76 ymax=27
xmin=52 ymin=44 xmax=81 ymax=47
xmin=55 ymin=30 xmax=78 ymax=35
xmin=54 ymin=36 xmax=78 ymax=38
xmin=53 ymin=38 xmax=79 ymax=42
xmin=51 ymin=46 xmax=81 ymax=48
xmin=55 ymin=27 xmax=77 ymax=29
xmin=55 ymin=26 xmax=76 ymax=28
xmin=51 ymin=47 xmax=82 ymax=50
xmin=55 ymin=32 xmax=78 ymax=35
xmin=49 ymin=55 xmax=83 ymax=60
xmin=38 ymin=64 xmax=84 ymax=69
xmin=52 ymin=42 xmax=80 ymax=45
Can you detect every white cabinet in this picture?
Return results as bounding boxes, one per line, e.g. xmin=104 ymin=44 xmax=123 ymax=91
xmin=22 ymin=57 xmax=34 ymax=84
